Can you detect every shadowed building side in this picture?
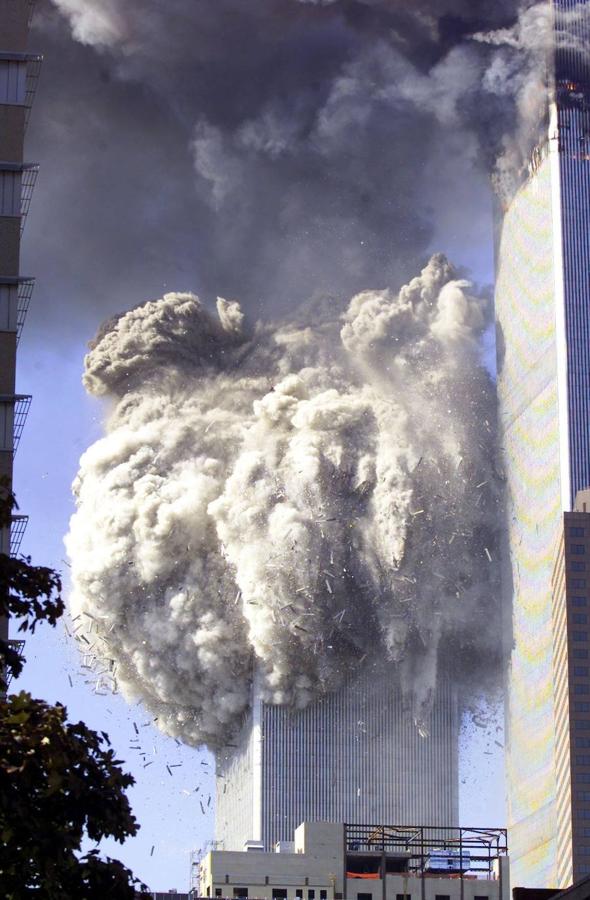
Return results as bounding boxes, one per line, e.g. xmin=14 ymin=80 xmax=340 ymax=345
xmin=0 ymin=0 xmax=39 ymax=683
xmin=552 ymin=491 xmax=590 ymax=886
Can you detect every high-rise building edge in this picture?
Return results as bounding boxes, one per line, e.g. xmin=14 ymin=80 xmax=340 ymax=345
xmin=551 ymin=490 xmax=590 ymax=887
xmin=495 ymin=0 xmax=590 ymax=887
xmin=0 ymin=0 xmax=40 ymax=678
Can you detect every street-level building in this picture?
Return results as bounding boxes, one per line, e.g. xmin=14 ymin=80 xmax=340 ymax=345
xmin=198 ymin=821 xmax=509 ymax=900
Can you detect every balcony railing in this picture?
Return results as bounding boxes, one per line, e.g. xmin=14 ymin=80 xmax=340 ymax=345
xmin=10 ymin=514 xmax=28 ymax=557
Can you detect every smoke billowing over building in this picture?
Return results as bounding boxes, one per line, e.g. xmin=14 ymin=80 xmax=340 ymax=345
xmin=66 ymin=256 xmax=501 ymax=752
xmin=50 ymin=0 xmax=590 ymax=864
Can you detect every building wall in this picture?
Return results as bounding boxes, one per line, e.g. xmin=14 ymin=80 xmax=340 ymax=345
xmin=216 ymin=664 xmax=459 ymax=852
xmin=0 ymin=0 xmax=35 ymax=637
xmin=497 ymin=0 xmax=590 ymax=887
xmin=552 ymin=508 xmax=590 ymax=884
xmin=201 ymin=822 xmax=508 ymax=900
xmin=0 ymin=1 xmax=30 ymax=51
xmin=554 ymin=0 xmax=590 ymax=505
xmin=552 ymin=524 xmax=573 ymax=888
xmin=217 ymin=703 xmax=257 ymax=853
xmin=490 ymin=143 xmax=563 ymax=886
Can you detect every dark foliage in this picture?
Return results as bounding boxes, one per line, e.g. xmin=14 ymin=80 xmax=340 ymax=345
xmin=0 ymin=486 xmax=149 ymax=898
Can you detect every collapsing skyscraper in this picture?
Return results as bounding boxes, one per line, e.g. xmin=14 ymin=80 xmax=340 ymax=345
xmin=495 ymin=0 xmax=590 ymax=888
xmin=215 ymin=663 xmax=459 ymax=851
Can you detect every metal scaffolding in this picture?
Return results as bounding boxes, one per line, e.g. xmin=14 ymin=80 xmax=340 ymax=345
xmin=20 ymin=163 xmax=39 ymax=233
xmin=10 ymin=515 xmax=28 ymax=557
xmin=0 ymin=52 xmax=43 ymax=127
xmin=0 ymin=276 xmax=35 ymax=341
xmin=16 ymin=278 xmax=34 ymax=341
xmin=344 ymin=823 xmax=508 ymax=880
xmin=25 ymin=55 xmax=43 ymax=128
xmin=12 ymin=395 xmax=32 ymax=452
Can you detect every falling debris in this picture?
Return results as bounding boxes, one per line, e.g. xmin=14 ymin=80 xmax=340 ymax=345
xmin=65 ymin=256 xmax=501 ymax=748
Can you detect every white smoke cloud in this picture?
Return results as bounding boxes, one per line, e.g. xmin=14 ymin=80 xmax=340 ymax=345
xmin=66 ymin=255 xmax=501 ymax=748
xmin=50 ymin=0 xmax=126 ymax=46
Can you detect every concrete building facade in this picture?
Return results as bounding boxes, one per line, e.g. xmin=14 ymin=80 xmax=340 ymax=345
xmin=494 ymin=0 xmax=590 ymax=887
xmin=199 ymin=821 xmax=509 ymax=900
xmin=552 ymin=490 xmax=590 ymax=885
xmin=215 ymin=665 xmax=459 ymax=852
xmin=0 ymin=0 xmax=38 ymax=663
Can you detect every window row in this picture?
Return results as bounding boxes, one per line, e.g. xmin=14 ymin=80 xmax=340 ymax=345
xmin=216 ymin=891 xmax=330 ymax=900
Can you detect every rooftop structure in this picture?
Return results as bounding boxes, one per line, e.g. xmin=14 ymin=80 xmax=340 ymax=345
xmin=197 ymin=821 xmax=509 ymax=900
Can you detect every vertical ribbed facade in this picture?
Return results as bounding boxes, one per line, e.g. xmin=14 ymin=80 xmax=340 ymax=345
xmin=496 ymin=0 xmax=590 ymax=887
xmin=555 ymin=0 xmax=590 ymax=504
xmin=551 ymin=508 xmax=590 ymax=886
xmin=216 ymin=663 xmax=459 ymax=851
xmin=552 ymin=525 xmax=574 ymax=888
xmin=216 ymin=705 xmax=256 ymax=852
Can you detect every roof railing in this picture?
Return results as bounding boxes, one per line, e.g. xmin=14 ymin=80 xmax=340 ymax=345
xmin=0 ymin=277 xmax=35 ymax=341
xmin=10 ymin=514 xmax=28 ymax=557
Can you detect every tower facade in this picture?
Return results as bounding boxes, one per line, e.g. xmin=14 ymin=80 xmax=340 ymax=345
xmin=215 ymin=664 xmax=459 ymax=852
xmin=551 ymin=491 xmax=590 ymax=887
xmin=495 ymin=0 xmax=590 ymax=887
